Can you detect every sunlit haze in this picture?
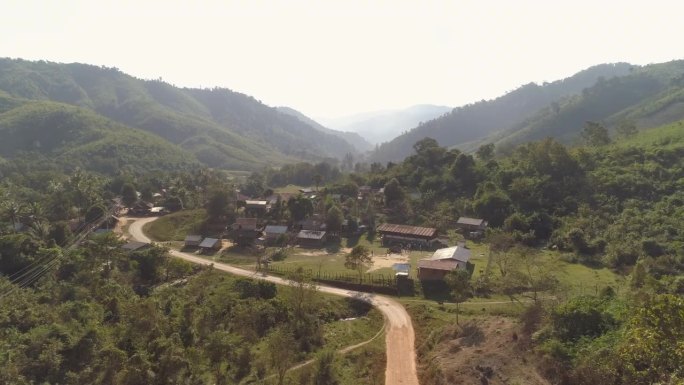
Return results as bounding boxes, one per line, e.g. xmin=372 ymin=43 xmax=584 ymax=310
xmin=2 ymin=0 xmax=683 ymax=118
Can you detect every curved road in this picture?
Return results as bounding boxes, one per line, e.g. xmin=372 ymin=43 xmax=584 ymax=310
xmin=128 ymin=217 xmax=419 ymax=385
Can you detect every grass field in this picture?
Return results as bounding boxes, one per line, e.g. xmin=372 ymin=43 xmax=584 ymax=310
xmin=274 ymin=184 xmax=313 ymax=194
xmin=143 ymin=209 xmax=207 ymax=241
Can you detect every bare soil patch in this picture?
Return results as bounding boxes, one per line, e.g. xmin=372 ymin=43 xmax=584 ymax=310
xmin=367 ymin=253 xmax=409 ymax=272
xmin=426 ymin=317 xmax=549 ymax=385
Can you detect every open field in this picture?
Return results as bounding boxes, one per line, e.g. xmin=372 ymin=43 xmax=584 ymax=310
xmin=143 ymin=209 xmax=206 ymax=241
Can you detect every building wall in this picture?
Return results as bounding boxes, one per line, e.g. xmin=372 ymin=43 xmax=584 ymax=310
xmin=417 ymin=268 xmax=449 ymax=280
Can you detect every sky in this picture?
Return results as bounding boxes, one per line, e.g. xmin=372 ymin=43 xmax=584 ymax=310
xmin=2 ymin=0 xmax=684 ymax=118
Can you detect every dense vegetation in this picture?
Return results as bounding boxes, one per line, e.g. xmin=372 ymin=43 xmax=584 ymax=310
xmin=0 ymin=58 xmax=359 ymax=170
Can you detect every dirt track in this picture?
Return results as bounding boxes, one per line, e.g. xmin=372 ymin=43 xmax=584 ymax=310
xmin=128 ymin=217 xmax=419 ymax=385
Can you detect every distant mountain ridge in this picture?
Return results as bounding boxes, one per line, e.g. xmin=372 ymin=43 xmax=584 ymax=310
xmin=490 ymin=60 xmax=684 ymax=151
xmin=321 ymin=104 xmax=452 ymax=145
xmin=276 ymin=106 xmax=372 ymax=152
xmin=0 ymin=58 xmax=358 ymax=170
xmin=368 ymin=63 xmax=635 ymax=162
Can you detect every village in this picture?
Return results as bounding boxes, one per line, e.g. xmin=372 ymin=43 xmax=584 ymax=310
xmin=116 ymin=185 xmax=490 ymax=296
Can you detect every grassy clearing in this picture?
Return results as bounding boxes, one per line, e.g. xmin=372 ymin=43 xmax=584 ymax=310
xmin=143 ymin=209 xmax=207 ymax=241
xmin=322 ymin=308 xmax=384 ymax=351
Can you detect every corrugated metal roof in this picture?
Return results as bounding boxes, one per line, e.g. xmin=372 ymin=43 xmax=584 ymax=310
xmin=429 ymin=246 xmax=471 ymax=263
xmin=456 ymin=217 xmax=485 ymax=226
xmin=265 ymin=225 xmax=288 ymax=234
xmin=376 ymin=223 xmax=437 ymax=238
xmin=417 ymin=259 xmax=460 ymax=271
xmin=199 ymin=238 xmax=221 ymax=248
xmin=297 ymin=230 xmax=326 ymax=240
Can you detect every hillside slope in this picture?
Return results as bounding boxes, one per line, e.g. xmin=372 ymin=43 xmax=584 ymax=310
xmin=0 ymin=58 xmax=357 ymax=169
xmin=368 ymin=63 xmax=634 ymax=162
xmin=492 ymin=60 xmax=684 ymax=151
xmin=0 ymin=99 xmax=200 ymax=174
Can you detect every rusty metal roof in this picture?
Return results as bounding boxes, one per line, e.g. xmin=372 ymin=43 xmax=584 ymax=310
xmin=376 ymin=223 xmax=437 ymax=238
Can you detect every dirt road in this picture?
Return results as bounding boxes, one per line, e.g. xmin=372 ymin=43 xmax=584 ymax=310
xmin=128 ymin=217 xmax=419 ymax=385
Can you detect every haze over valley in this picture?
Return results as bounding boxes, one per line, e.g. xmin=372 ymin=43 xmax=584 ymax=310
xmin=2 ymin=2 xmax=684 ymax=385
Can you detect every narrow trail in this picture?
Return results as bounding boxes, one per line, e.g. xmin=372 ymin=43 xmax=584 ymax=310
xmin=127 ymin=217 xmax=419 ymax=385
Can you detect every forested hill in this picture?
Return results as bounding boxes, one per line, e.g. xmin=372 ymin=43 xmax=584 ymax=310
xmin=491 ymin=60 xmax=684 ymax=151
xmin=0 ymin=58 xmax=357 ymax=170
xmin=0 ymin=98 xmax=200 ymax=174
xmin=277 ymin=106 xmax=373 ymax=152
xmin=368 ymin=63 xmax=634 ymax=163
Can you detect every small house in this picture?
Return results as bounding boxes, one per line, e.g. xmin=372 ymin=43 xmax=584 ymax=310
xmin=456 ymin=217 xmax=488 ymax=233
xmin=376 ymin=223 xmax=438 ymax=249
xmin=245 ymin=200 xmax=270 ymax=216
xmin=264 ymin=225 xmax=289 ymax=244
xmin=417 ymin=244 xmax=472 ymax=280
xmin=129 ymin=201 xmax=153 ymax=216
xmin=121 ymin=241 xmax=152 ymax=253
xmin=198 ymin=238 xmax=222 ymax=253
xmin=232 ymin=217 xmax=261 ymax=246
xmin=149 ymin=207 xmax=168 ymax=216
xmin=296 ymin=230 xmax=327 ymax=248
xmin=184 ymin=235 xmax=203 ymax=248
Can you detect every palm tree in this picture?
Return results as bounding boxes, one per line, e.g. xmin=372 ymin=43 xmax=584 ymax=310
xmin=28 ymin=220 xmax=52 ymax=243
xmin=2 ymin=201 xmax=24 ymax=232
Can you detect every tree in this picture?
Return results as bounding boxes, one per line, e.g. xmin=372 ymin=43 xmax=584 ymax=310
xmin=581 ymin=121 xmax=611 ymax=146
xmin=496 ymin=246 xmax=561 ymax=303
xmin=383 ymin=178 xmax=404 ymax=206
xmin=476 ymin=143 xmax=495 ymax=162
xmin=205 ymin=187 xmax=235 ymax=222
xmin=313 ymin=349 xmax=339 ymax=385
xmin=344 ymin=245 xmax=373 ymax=283
xmin=265 ymin=328 xmax=296 ymax=385
xmin=287 ymin=196 xmax=314 ymax=222
xmin=313 ymin=174 xmax=323 ymax=192
xmin=618 ymin=294 xmax=684 ymax=384
xmin=616 ymin=120 xmax=638 ymax=138
xmin=121 ymin=183 xmax=138 ymax=207
xmin=325 ymin=205 xmax=343 ymax=234
xmin=445 ymin=269 xmax=472 ymax=324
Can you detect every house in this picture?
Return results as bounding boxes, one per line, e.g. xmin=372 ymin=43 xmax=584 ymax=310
xmin=198 ymin=238 xmax=222 ymax=253
xmin=264 ymin=225 xmax=289 ymax=244
xmin=121 ymin=241 xmax=152 ymax=253
xmin=232 ymin=217 xmax=261 ymax=246
xmin=376 ymin=223 xmax=438 ymax=249
xmin=244 ymin=200 xmax=270 ymax=217
xmin=184 ymin=235 xmax=203 ymax=248
xmin=298 ymin=217 xmax=325 ymax=231
xmin=358 ymin=185 xmax=372 ymax=197
xmin=417 ymin=244 xmax=472 ymax=280
xmin=456 ymin=217 xmax=488 ymax=233
xmin=129 ymin=201 xmax=153 ymax=216
xmin=296 ymin=230 xmax=327 ymax=247
xmin=149 ymin=207 xmax=168 ymax=216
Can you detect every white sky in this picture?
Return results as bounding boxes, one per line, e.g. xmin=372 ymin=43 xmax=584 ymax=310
xmin=2 ymin=0 xmax=683 ymax=118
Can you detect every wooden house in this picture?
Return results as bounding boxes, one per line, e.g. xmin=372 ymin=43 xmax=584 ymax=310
xmin=296 ymin=230 xmax=327 ymax=248
xmin=198 ymin=238 xmax=222 ymax=253
xmin=456 ymin=217 xmax=488 ymax=233
xmin=417 ymin=244 xmax=471 ymax=280
xmin=376 ymin=223 xmax=438 ymax=249
xmin=184 ymin=235 xmax=203 ymax=248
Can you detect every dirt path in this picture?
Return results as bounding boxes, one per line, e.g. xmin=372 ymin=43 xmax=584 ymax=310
xmin=128 ymin=217 xmax=419 ymax=385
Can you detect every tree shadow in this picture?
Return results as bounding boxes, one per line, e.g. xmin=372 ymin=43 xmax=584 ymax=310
xmin=346 ymin=235 xmax=360 ymax=248
xmin=458 ymin=323 xmax=485 ymax=347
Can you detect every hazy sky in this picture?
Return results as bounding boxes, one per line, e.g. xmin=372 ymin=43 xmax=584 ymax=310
xmin=2 ymin=0 xmax=683 ymax=118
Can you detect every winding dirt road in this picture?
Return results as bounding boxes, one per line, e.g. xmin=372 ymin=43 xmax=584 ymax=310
xmin=128 ymin=217 xmax=419 ymax=385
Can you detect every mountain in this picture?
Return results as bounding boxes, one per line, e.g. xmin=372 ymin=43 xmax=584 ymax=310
xmin=321 ymin=104 xmax=452 ymax=145
xmin=0 ymin=58 xmax=357 ymax=170
xmin=491 ymin=60 xmax=684 ymax=151
xmin=368 ymin=63 xmax=635 ymax=163
xmin=0 ymin=98 xmax=200 ymax=174
xmin=276 ymin=106 xmax=372 ymax=152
